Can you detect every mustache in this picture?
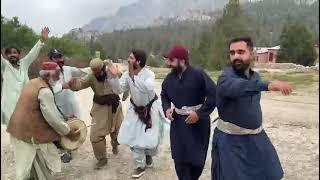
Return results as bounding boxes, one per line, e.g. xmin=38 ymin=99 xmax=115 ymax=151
xmin=233 ymin=59 xmax=244 ymax=64
xmin=170 ymin=65 xmax=183 ymax=75
xmin=9 ymin=56 xmax=19 ymax=61
xmin=57 ymin=61 xmax=64 ymax=66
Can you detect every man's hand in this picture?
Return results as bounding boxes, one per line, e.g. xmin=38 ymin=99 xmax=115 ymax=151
xmin=185 ymin=111 xmax=199 ymax=124
xmin=66 ymin=127 xmax=80 ymax=141
xmin=166 ymin=109 xmax=174 ymax=121
xmin=268 ymin=80 xmax=293 ymax=96
xmin=62 ymin=82 xmax=70 ymax=89
xmin=67 ymin=113 xmax=76 ymax=120
xmin=67 ymin=78 xmax=80 ymax=90
xmin=40 ymin=27 xmax=50 ymax=42
xmin=108 ymin=62 xmax=119 ymax=78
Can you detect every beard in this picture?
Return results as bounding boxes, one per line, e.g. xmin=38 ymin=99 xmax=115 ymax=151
xmin=95 ymin=70 xmax=107 ymax=82
xmin=170 ymin=65 xmax=183 ymax=75
xmin=57 ymin=61 xmax=65 ymax=68
xmin=48 ymin=78 xmax=58 ymax=87
xmin=132 ymin=62 xmax=139 ymax=70
xmin=232 ymin=59 xmax=251 ymax=75
xmin=8 ymin=56 xmax=19 ymax=65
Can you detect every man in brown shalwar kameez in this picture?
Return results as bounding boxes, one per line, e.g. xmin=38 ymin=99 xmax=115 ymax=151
xmin=69 ymin=58 xmax=124 ymax=169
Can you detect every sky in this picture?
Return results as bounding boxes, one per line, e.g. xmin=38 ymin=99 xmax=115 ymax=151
xmin=1 ymin=0 xmax=138 ymax=37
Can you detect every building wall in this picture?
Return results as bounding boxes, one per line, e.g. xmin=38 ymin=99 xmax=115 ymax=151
xmin=255 ymin=52 xmax=269 ymax=63
xmin=268 ymin=49 xmax=278 ymax=63
xmin=255 ymin=49 xmax=278 ymax=63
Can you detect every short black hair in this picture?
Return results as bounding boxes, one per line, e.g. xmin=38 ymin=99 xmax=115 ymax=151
xmin=131 ymin=49 xmax=147 ymax=67
xmin=5 ymin=47 xmax=21 ymax=55
xmin=229 ymin=37 xmax=254 ymax=51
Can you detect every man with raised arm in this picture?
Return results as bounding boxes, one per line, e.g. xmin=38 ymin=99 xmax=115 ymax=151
xmin=108 ymin=49 xmax=166 ymax=178
xmin=1 ymin=27 xmax=50 ymax=125
xmin=211 ymin=37 xmax=292 ymax=180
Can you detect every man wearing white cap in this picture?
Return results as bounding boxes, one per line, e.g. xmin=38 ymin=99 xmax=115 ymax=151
xmin=48 ymin=49 xmax=91 ymax=163
xmin=48 ymin=49 xmax=91 ymax=119
xmin=69 ymin=58 xmax=124 ymax=169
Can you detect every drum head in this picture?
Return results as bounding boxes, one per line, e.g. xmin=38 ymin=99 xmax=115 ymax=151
xmin=60 ymin=119 xmax=87 ymax=151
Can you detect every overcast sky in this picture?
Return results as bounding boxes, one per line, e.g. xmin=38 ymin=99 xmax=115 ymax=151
xmin=1 ymin=0 xmax=137 ymax=37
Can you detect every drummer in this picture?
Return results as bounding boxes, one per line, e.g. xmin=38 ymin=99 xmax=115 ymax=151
xmin=6 ymin=62 xmax=79 ymax=180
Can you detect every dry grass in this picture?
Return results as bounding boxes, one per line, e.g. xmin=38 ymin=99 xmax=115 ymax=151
xmin=151 ymin=67 xmax=319 ymax=88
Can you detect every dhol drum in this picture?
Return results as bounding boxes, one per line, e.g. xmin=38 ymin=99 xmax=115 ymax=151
xmin=60 ymin=118 xmax=88 ymax=151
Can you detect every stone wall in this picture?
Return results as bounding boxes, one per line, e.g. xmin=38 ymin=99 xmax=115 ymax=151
xmin=254 ymin=63 xmax=319 ymax=72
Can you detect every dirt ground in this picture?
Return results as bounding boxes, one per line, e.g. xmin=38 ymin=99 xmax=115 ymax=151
xmin=1 ymin=78 xmax=319 ymax=180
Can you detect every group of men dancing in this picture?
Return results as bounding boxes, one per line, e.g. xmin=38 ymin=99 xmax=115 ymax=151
xmin=1 ymin=27 xmax=293 ymax=180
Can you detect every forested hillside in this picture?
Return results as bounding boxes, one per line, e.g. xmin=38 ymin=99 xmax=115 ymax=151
xmin=77 ymin=0 xmax=319 ymax=69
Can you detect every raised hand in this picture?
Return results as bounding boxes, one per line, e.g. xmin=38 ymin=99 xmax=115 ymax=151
xmin=108 ymin=62 xmax=119 ymax=78
xmin=128 ymin=60 xmax=135 ymax=80
xmin=268 ymin=80 xmax=293 ymax=96
xmin=41 ymin=27 xmax=50 ymax=42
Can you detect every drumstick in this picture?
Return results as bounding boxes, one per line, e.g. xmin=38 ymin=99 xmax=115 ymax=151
xmin=75 ymin=123 xmax=96 ymax=133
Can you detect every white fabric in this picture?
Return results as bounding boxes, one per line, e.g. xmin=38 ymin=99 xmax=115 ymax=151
xmin=51 ymin=66 xmax=91 ymax=118
xmin=216 ymin=118 xmax=264 ymax=135
xmin=10 ymin=136 xmax=61 ymax=180
xmin=110 ymin=68 xmax=168 ymax=149
xmin=1 ymin=40 xmax=44 ymax=125
xmin=174 ymin=104 xmax=203 ymax=116
xmin=10 ymin=88 xmax=70 ymax=180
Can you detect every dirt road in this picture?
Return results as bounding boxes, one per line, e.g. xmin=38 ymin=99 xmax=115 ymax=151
xmin=1 ymin=80 xmax=319 ymax=180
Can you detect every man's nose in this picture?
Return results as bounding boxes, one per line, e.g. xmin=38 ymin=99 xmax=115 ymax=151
xmin=234 ymin=52 xmax=241 ymax=59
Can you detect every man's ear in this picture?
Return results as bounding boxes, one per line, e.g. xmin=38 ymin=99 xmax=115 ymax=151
xmin=180 ymin=59 xmax=187 ymax=66
xmin=250 ymin=50 xmax=255 ymax=60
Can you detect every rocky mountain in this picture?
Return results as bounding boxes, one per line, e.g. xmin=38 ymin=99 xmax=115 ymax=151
xmin=81 ymin=0 xmax=230 ymax=32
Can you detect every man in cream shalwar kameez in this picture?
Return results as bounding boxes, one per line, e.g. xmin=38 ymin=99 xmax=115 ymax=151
xmin=7 ymin=62 xmax=79 ymax=180
xmin=47 ymin=49 xmax=92 ymax=162
xmin=1 ymin=27 xmax=49 ymax=125
xmin=109 ymin=49 xmax=166 ymax=178
xmin=48 ymin=49 xmax=91 ymax=119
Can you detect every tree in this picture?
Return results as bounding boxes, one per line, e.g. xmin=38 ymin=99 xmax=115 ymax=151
xmin=192 ymin=0 xmax=254 ymax=70
xmin=1 ymin=16 xmax=38 ymax=49
xmin=278 ymin=22 xmax=317 ymax=66
xmin=90 ymin=41 xmax=107 ymax=60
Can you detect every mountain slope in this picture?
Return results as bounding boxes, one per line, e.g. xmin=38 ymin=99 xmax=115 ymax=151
xmin=82 ymin=0 xmax=229 ymax=32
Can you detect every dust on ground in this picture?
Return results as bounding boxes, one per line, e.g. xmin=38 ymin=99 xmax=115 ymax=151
xmin=1 ymin=77 xmax=319 ymax=180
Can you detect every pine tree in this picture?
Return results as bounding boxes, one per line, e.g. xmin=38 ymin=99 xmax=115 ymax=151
xmin=192 ymin=0 xmax=254 ymax=70
xmin=278 ymin=22 xmax=317 ymax=66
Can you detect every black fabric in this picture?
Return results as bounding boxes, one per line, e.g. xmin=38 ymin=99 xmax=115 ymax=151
xmin=174 ymin=160 xmax=204 ymax=180
xmin=93 ymin=94 xmax=120 ymax=113
xmin=130 ymin=94 xmax=158 ymax=132
xmin=161 ymin=66 xmax=216 ymax=166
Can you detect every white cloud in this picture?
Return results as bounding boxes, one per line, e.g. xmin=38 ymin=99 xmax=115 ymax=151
xmin=1 ymin=0 xmax=137 ymax=36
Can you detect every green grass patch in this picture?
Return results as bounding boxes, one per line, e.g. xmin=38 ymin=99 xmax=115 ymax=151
xmin=260 ymin=71 xmax=319 ymax=88
xmin=152 ymin=67 xmax=319 ymax=89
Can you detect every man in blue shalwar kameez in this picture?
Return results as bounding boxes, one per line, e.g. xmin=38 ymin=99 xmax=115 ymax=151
xmin=161 ymin=45 xmax=217 ymax=180
xmin=211 ymin=37 xmax=293 ymax=180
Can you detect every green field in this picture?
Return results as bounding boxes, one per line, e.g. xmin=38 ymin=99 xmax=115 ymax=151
xmin=151 ymin=67 xmax=319 ymax=88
